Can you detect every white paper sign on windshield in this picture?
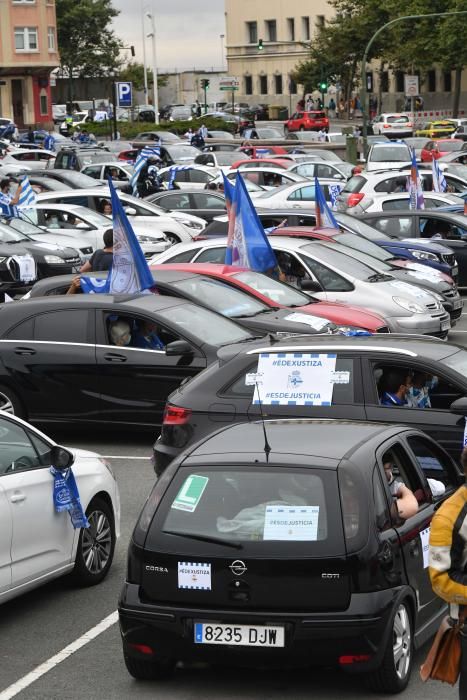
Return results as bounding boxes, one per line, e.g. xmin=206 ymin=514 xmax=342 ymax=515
xmin=406 ymin=270 xmax=442 ymax=283
xmin=263 ymin=505 xmax=319 ymax=541
xmin=284 ymin=313 xmax=330 ymax=331
xmin=254 ymin=352 xmax=337 ymax=406
xmin=390 ymin=279 xmax=431 ymax=300
xmin=13 ymin=255 xmax=36 ymax=283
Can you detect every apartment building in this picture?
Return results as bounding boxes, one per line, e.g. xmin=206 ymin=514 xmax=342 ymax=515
xmin=0 ymin=0 xmax=59 ymax=127
xmin=225 ymin=0 xmax=334 ymax=109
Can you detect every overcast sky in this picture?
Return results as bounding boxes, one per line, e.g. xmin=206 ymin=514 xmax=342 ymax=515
xmin=111 ymin=0 xmax=226 ymax=73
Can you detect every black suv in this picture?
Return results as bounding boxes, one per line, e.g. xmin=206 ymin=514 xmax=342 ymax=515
xmin=53 ymin=146 xmax=118 ymax=171
xmin=120 ymin=419 xmax=461 ymax=692
xmin=154 ymin=333 xmax=467 ymax=474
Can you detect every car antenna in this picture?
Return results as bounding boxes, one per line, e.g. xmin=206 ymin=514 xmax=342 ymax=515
xmin=255 ymin=381 xmax=271 ymax=463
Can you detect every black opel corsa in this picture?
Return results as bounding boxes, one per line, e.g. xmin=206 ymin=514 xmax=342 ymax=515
xmin=119 ymin=419 xmax=462 ymax=693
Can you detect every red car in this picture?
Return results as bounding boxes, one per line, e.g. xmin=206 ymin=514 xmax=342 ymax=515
xmin=151 ymin=262 xmax=390 ymax=333
xmin=285 ymin=110 xmax=330 ymax=134
xmin=420 ymin=139 xmax=464 ymax=162
xmin=238 ymin=145 xmax=288 ymax=158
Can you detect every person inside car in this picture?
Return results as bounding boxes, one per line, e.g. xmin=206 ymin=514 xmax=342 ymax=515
xmin=131 ymin=320 xmax=165 ymax=350
xmin=406 ymin=371 xmax=434 ymax=408
xmin=379 ymin=369 xmax=412 ymax=406
xmin=109 ymin=319 xmax=132 ymax=347
xmin=383 ymin=458 xmax=419 ymax=520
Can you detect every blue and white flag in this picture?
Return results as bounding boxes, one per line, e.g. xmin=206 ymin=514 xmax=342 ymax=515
xmin=0 ymin=192 xmax=18 ymax=219
xmin=408 ymin=149 xmax=425 ymax=210
xmin=43 ymin=133 xmax=55 ymax=152
xmin=168 ymin=165 xmax=192 ymax=190
xmin=80 ymin=276 xmax=110 ymax=294
xmin=129 ymin=146 xmax=161 ymax=196
xmin=224 ymin=172 xmax=277 ymax=272
xmin=314 ymin=177 xmax=339 ymax=228
xmin=50 ymin=466 xmax=89 ymax=529
xmin=328 ymin=183 xmax=343 ymax=210
xmin=432 ymin=158 xmax=447 ymax=193
xmin=17 ymin=176 xmax=36 ymax=210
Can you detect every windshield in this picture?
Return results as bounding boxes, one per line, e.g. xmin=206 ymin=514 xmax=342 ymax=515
xmin=59 ymin=172 xmax=103 ymax=188
xmin=80 ymin=153 xmax=117 ymax=165
xmin=370 ymin=146 xmax=411 ymax=162
xmin=156 ymin=302 xmax=253 ymax=346
xmin=447 ymin=164 xmax=467 ymax=181
xmin=334 ymin=232 xmax=392 ymax=261
xmin=234 ymin=270 xmax=312 ymax=306
xmin=0 ymin=223 xmax=31 ymax=243
xmin=5 ymin=216 xmax=44 ymax=236
xmin=319 ymin=241 xmax=392 ymax=272
xmin=301 ymin=242 xmax=378 ymax=279
xmin=173 ymin=277 xmax=268 ymax=318
xmin=215 ymin=153 xmax=241 ymax=165
xmin=336 ymin=213 xmax=392 ymax=241
xmin=440 ymin=141 xmax=463 ymax=152
xmin=167 ymin=145 xmax=199 ymax=159
xmin=387 ymin=115 xmax=409 ymax=124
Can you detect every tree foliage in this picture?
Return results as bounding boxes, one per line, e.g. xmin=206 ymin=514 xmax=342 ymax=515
xmin=56 ymin=0 xmax=123 ymax=79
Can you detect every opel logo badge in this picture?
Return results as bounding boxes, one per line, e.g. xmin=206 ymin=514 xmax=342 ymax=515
xmin=229 ymin=560 xmax=247 ymax=576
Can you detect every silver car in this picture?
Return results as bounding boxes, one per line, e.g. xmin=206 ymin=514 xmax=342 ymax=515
xmin=151 ymin=237 xmax=451 ymax=337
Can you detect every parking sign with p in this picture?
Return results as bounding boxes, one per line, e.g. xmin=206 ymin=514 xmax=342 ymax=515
xmin=117 ymin=81 xmax=132 ymax=108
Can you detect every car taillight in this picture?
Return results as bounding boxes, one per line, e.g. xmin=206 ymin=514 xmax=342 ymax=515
xmin=339 ymin=655 xmax=370 ymax=665
xmin=163 ymin=404 xmax=192 ymax=425
xmin=407 ymin=122 xmax=412 ymax=127
xmin=383 ymin=124 xmax=390 ymax=128
xmin=346 ymin=193 xmax=364 ymax=207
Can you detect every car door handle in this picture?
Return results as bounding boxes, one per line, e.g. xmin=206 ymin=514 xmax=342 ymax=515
xmin=10 ymin=492 xmax=26 ymax=503
xmin=14 ymin=347 xmax=36 ymax=356
xmin=103 ymin=353 xmax=127 ymax=363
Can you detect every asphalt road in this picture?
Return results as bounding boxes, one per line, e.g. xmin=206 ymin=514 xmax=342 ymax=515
xmin=1 ymin=310 xmax=467 ymax=700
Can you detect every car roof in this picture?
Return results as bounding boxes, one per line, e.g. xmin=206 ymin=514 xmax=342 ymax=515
xmin=186 ymin=419 xmax=414 ymax=465
xmin=360 ymin=209 xmax=467 ymax=223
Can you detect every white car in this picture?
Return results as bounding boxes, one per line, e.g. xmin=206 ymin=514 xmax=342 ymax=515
xmin=365 ymin=142 xmax=412 ymax=172
xmin=0 ymin=412 xmax=120 ymax=604
xmin=37 ymin=188 xmax=206 ymax=244
xmin=371 ymin=113 xmax=413 ymax=137
xmin=288 ymin=160 xmax=354 ymax=181
xmin=158 ymin=164 xmax=217 ymax=190
xmin=80 ymin=162 xmax=134 ymax=184
xmin=252 ymin=178 xmax=339 ymax=209
xmin=347 ymin=191 xmax=465 ymax=216
xmin=2 ymin=148 xmax=56 ymax=170
xmin=288 ymin=149 xmax=344 ymax=163
xmin=226 ymin=166 xmax=306 ymax=190
xmin=33 ymin=203 xmax=170 ymax=258
xmin=194 ymin=151 xmax=241 ymax=172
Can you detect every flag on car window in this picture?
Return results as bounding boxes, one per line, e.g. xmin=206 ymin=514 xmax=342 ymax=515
xmin=224 ymin=172 xmax=277 ymax=272
xmin=0 ymin=192 xmax=18 ymax=219
xmin=17 ymin=176 xmax=37 ymax=210
xmin=167 ymin=165 xmax=192 ymax=190
xmin=81 ymin=178 xmax=155 ymax=294
xmin=129 ymin=146 xmax=161 ymax=196
xmin=314 ymin=177 xmax=339 ymax=228
xmin=328 ymin=183 xmax=343 ymax=210
xmin=408 ymin=149 xmax=425 ymax=209
xmin=432 ymin=158 xmax=447 ymax=193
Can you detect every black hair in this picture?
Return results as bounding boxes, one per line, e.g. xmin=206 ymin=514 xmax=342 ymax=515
xmin=381 ymin=369 xmax=410 ymax=394
xmin=0 ymin=178 xmax=10 ymax=191
xmin=103 ymin=229 xmax=113 ymax=248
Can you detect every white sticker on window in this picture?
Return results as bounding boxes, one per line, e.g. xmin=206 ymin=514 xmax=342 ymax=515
xmin=263 ymin=505 xmax=319 ymax=541
xmin=178 ymin=562 xmax=211 ymax=590
xmin=245 ymin=371 xmax=263 ymax=386
xmin=171 ymin=475 xmax=209 ymax=513
xmin=331 ymin=370 xmax=350 ymax=384
xmin=420 ymin=527 xmax=430 ymax=568
xmin=283 ymin=312 xmax=330 ymax=331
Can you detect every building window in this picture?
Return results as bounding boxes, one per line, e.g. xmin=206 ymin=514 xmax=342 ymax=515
xmin=443 ymin=71 xmax=452 ymax=92
xmin=301 ymin=16 xmax=310 ymax=40
xmin=289 ymin=76 xmax=297 ymax=94
xmin=259 ymin=75 xmax=268 ymax=95
xmin=265 ymin=19 xmax=277 ymax=42
xmin=381 ymin=71 xmax=389 ymax=92
xmin=47 ymin=27 xmax=55 ymax=51
xmin=274 ymin=74 xmax=283 ymax=95
xmin=287 ymin=18 xmax=295 ymax=41
xmin=40 ymin=94 xmax=48 ymax=115
xmin=246 ymin=21 xmax=257 ymax=44
xmin=15 ymin=27 xmax=38 ymax=51
xmin=12 ymin=1 xmax=35 ymax=4
xmin=427 ymin=69 xmax=436 ymax=92
xmin=316 ymin=15 xmax=325 ymax=31
xmin=395 ymin=70 xmax=404 ymax=92
xmin=244 ymin=75 xmax=253 ymax=95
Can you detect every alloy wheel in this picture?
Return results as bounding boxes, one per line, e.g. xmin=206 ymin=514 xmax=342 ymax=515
xmin=81 ymin=509 xmax=112 ymax=574
xmin=392 ymin=604 xmax=412 ymax=680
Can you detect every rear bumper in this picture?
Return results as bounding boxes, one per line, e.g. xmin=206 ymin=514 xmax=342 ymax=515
xmin=119 ymin=582 xmax=402 ymax=672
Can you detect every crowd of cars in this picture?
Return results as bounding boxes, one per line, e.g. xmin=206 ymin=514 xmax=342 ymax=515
xmin=2 ymin=114 xmax=467 ymax=694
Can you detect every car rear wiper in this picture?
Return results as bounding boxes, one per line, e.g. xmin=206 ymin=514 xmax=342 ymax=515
xmin=162 ymin=530 xmax=243 ymax=549
xmin=367 ymin=272 xmax=394 ymax=282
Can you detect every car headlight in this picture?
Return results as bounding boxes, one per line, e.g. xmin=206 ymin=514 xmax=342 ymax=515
xmin=173 ymin=216 xmax=203 ymax=230
xmin=137 ymin=235 xmax=152 ymax=243
xmin=393 ymin=296 xmax=425 ymax=313
xmin=409 ymin=249 xmax=439 ymax=262
xmin=44 ymin=255 xmax=64 ymax=263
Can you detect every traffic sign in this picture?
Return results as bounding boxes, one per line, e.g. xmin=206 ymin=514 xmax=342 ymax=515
xmin=219 ymin=76 xmax=239 ymax=91
xmin=404 ymin=75 xmax=419 ymax=97
xmin=116 ymin=81 xmax=132 ymax=108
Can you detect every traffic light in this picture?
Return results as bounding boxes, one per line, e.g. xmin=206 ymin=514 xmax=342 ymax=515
xmin=258 ymin=38 xmax=263 ymax=51
xmin=319 ymin=80 xmax=328 ymax=94
xmin=201 ymin=79 xmax=210 ymax=89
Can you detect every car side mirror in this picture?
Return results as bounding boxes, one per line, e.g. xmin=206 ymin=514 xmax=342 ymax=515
xmin=165 ymin=340 xmax=194 ymax=357
xmin=124 ymin=207 xmax=137 ymax=216
xmin=300 ymin=279 xmax=323 ymax=293
xmin=450 ymin=397 xmax=467 ymax=415
xmin=76 ymin=222 xmax=91 ymax=230
xmin=50 ymin=445 xmax=75 ymax=470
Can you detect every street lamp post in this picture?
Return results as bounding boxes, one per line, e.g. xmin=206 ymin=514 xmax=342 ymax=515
xmin=140 ymin=0 xmax=149 ymax=101
xmin=146 ymin=3 xmax=159 ymax=125
xmin=361 ymin=10 xmax=467 ymax=156
xmin=220 ymin=34 xmax=225 ymax=71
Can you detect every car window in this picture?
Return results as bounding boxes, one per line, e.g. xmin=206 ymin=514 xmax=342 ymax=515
xmin=159 ymin=193 xmax=190 ymax=210
xmin=373 ymin=362 xmax=463 ymax=410
xmin=0 ymin=420 xmax=47 ymax=475
xmin=419 ymin=217 xmax=464 ymax=240
xmin=233 ymin=269 xmax=312 ymax=304
xmin=375 ymin=176 xmax=409 ymax=194
xmin=194 ymin=247 xmax=227 ymax=263
xmin=369 ymin=216 xmax=413 ymax=237
xmin=288 ymin=186 xmax=316 ymax=202
xmin=194 ymin=194 xmax=225 ymax=209
xmin=34 ymin=310 xmax=90 ymax=343
xmin=5 ymin=317 xmax=34 ymax=340
xmin=82 ymin=165 xmax=102 ymax=179
xmin=373 ymin=467 xmax=392 ymax=531
xmin=104 ymin=313 xmax=178 ymax=349
xmin=407 ymin=436 xmax=457 ymax=494
xmin=379 ymin=442 xmax=430 ymax=510
xmin=299 ymin=252 xmax=355 ymax=291
xmin=163 ymin=249 xmax=198 ymax=263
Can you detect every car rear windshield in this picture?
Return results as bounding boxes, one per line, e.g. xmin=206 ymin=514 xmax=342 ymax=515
xmin=154 ymin=465 xmax=345 ymax=555
xmin=156 ymin=302 xmax=253 ymax=346
xmin=172 ymin=277 xmax=268 ymax=318
xmin=370 ymin=146 xmax=411 ymax=162
xmin=337 ymin=214 xmax=392 ymax=241
xmin=233 ymin=270 xmax=312 ymax=306
xmin=341 ymin=176 xmax=365 ymax=193
xmin=387 ymin=115 xmax=410 ymax=124
xmin=307 ymin=112 xmax=326 ymax=119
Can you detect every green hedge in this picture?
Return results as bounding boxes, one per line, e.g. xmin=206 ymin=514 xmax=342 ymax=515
xmin=81 ymin=117 xmax=236 ymax=140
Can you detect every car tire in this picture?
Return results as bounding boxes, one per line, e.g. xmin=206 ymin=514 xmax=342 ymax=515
xmin=366 ymin=601 xmax=413 ymax=693
xmin=71 ymin=497 xmax=115 ymax=587
xmin=165 ymin=233 xmax=181 ymax=245
xmin=123 ymin=653 xmax=175 ymax=680
xmin=0 ymin=384 xmax=25 ymax=419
